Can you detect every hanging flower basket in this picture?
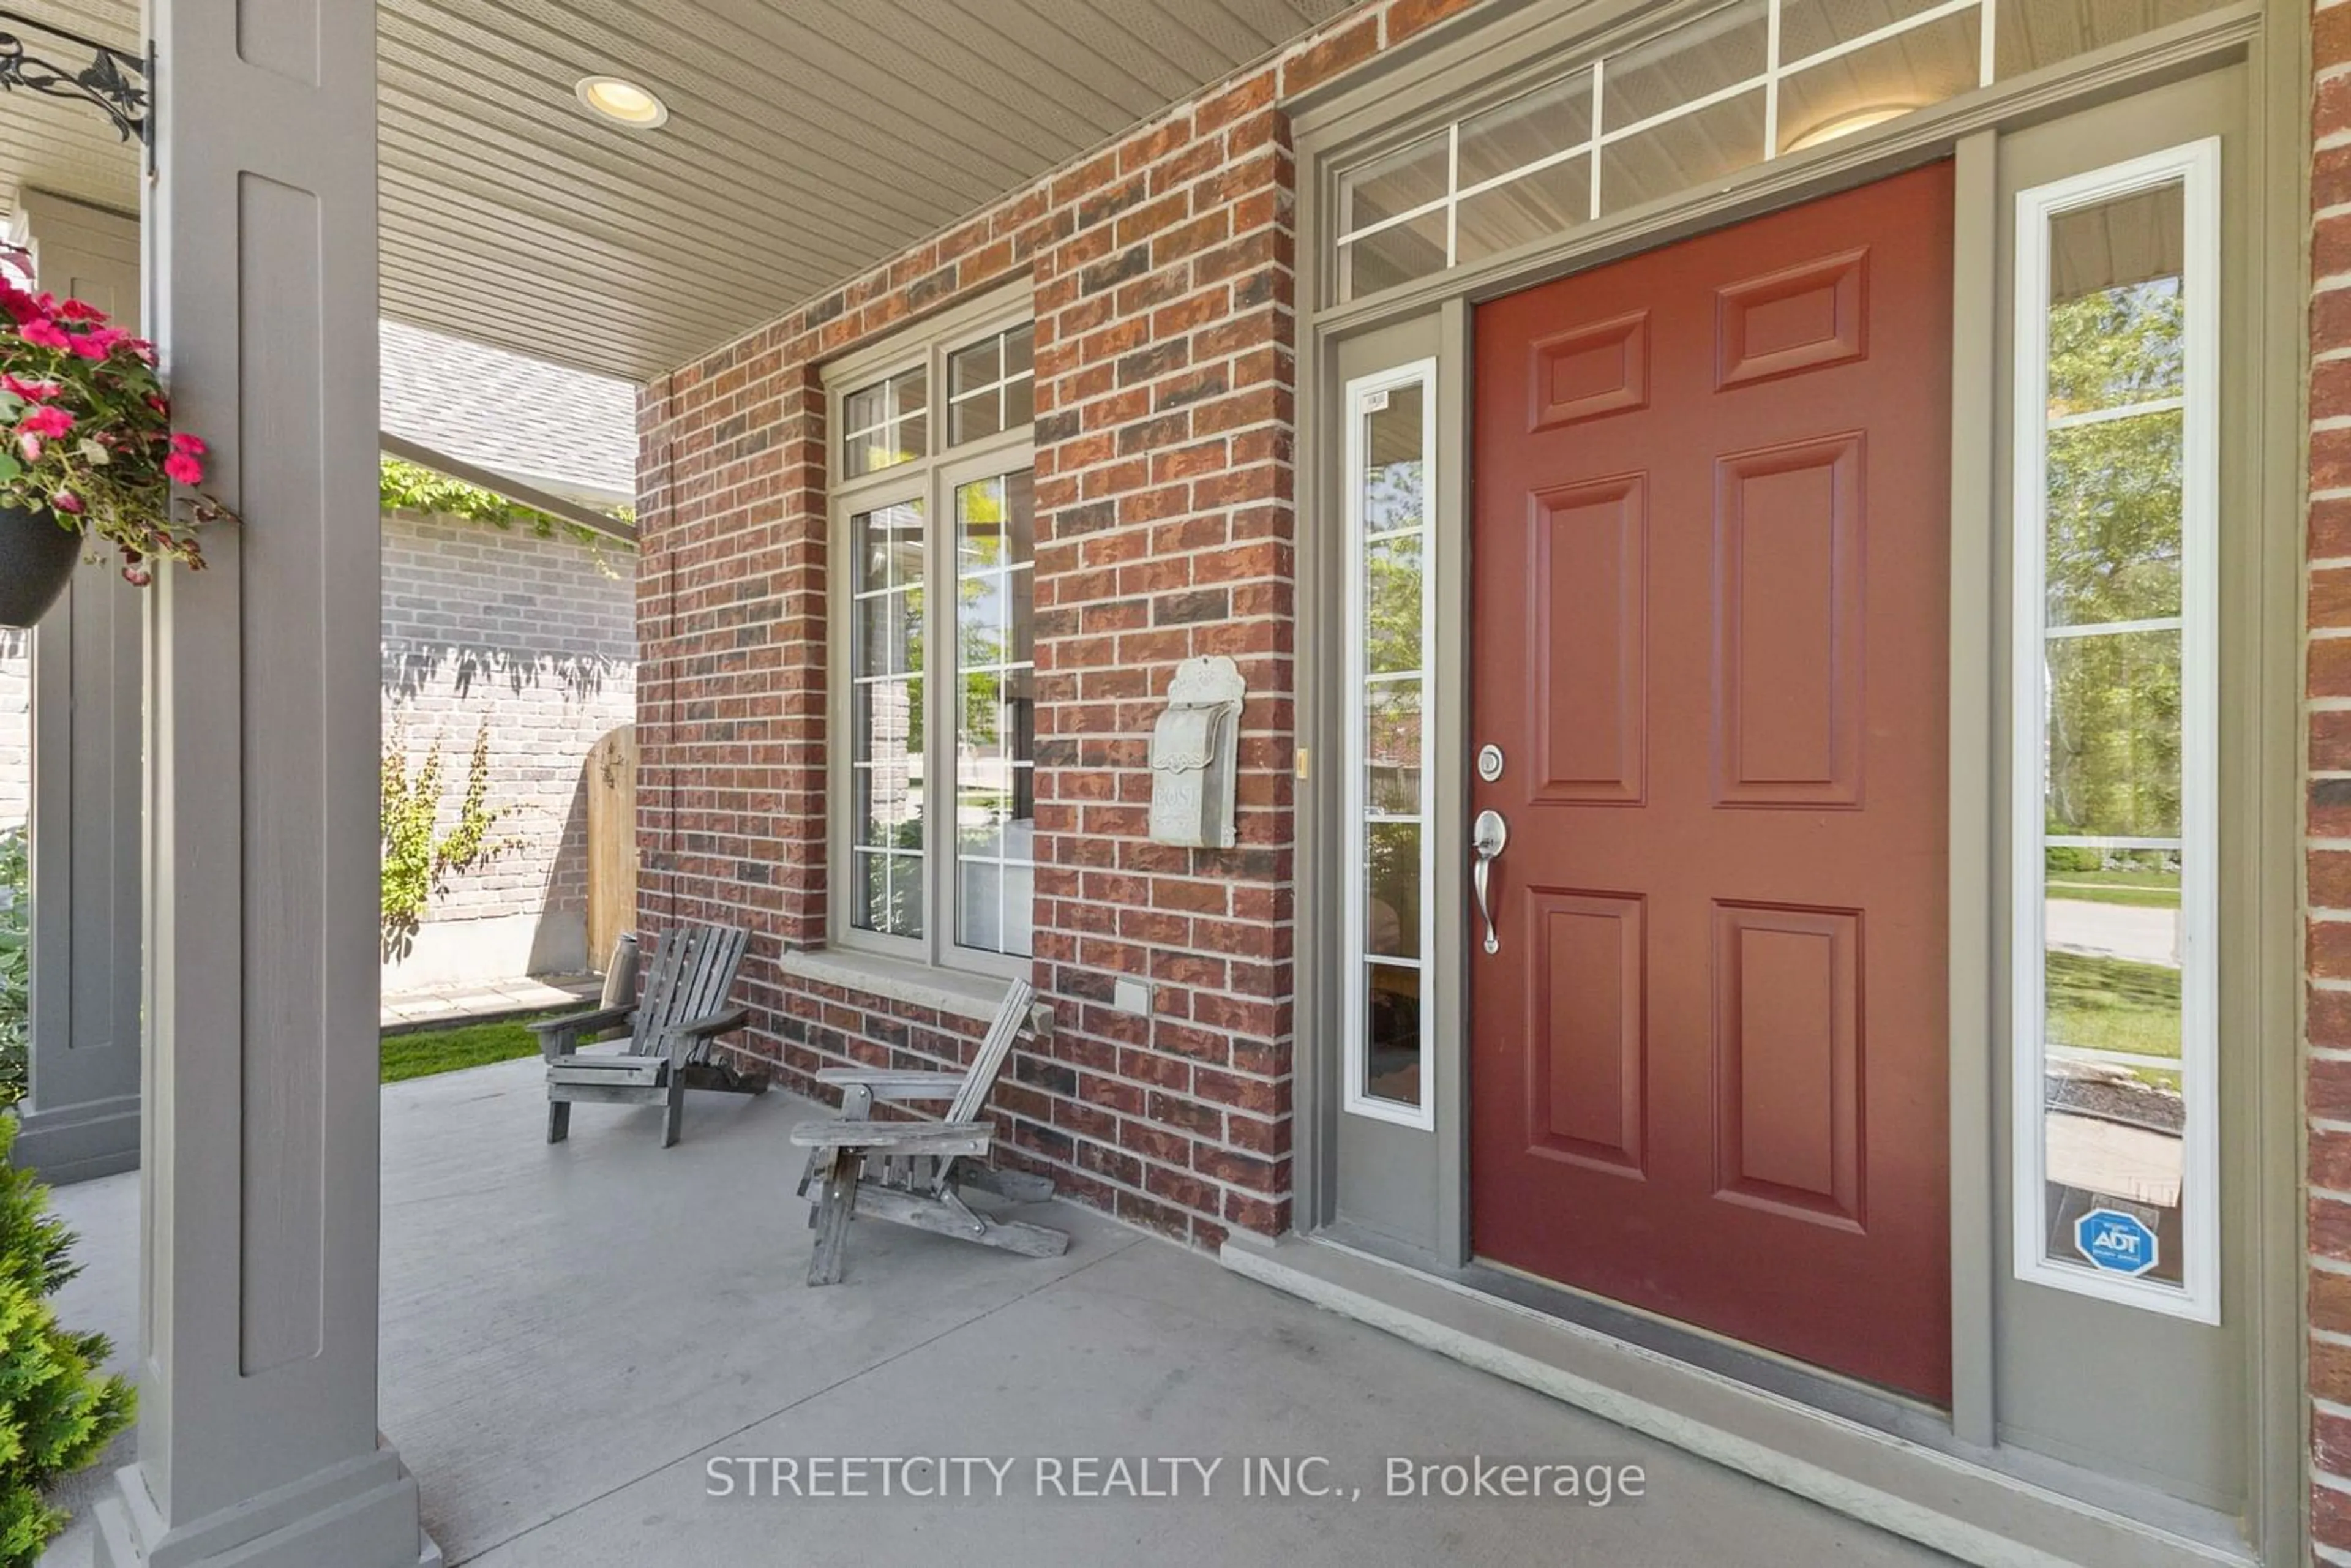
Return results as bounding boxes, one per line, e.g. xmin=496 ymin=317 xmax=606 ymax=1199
xmin=0 ymin=279 xmax=233 ymax=629
xmin=0 ymin=501 xmax=80 ymax=627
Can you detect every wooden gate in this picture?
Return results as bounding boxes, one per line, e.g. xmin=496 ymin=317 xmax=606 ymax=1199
xmin=585 ymin=723 xmax=637 ymax=972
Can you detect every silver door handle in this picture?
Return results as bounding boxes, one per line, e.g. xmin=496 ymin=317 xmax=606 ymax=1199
xmin=1472 ymin=809 xmax=1509 ymax=955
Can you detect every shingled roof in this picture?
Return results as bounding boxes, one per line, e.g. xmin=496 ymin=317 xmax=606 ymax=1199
xmin=380 ymin=320 xmax=636 ymax=508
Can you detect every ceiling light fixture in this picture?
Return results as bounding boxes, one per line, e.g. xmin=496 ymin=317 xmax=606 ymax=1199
xmin=576 ymin=75 xmax=668 ymax=129
xmin=1783 ymin=102 xmax=1920 ymax=154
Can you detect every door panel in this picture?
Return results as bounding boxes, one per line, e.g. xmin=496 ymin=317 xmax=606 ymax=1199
xmin=1471 ymin=163 xmax=1954 ymax=1403
xmin=1532 ymin=478 xmax=1647 ymax=803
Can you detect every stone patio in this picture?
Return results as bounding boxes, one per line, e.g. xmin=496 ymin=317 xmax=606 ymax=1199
xmin=380 ymin=972 xmax=602 ymax=1033
xmin=38 ymin=1057 xmax=1942 ymax=1566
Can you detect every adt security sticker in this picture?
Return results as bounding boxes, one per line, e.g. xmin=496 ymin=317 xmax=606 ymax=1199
xmin=2074 ymin=1208 xmax=2159 ymax=1277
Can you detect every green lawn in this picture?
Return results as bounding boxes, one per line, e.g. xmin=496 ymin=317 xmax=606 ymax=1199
xmin=2045 ymin=881 xmax=2181 ymax=909
xmin=381 ymin=1009 xmax=574 ymax=1084
xmin=2045 ymin=867 xmax=2181 ymax=910
xmin=2044 ymin=950 xmax=2180 ymax=1062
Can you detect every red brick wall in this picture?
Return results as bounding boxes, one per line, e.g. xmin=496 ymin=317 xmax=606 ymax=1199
xmin=2320 ymin=0 xmax=2351 ymax=1552
xmin=634 ymin=0 xmax=1482 ymax=1250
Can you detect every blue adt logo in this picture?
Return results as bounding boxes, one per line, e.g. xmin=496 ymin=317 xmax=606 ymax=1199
xmin=2074 ymin=1208 xmax=2159 ymax=1277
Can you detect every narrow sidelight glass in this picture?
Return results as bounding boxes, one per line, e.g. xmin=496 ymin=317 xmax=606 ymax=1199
xmin=2012 ymin=144 xmax=2216 ymax=1319
xmin=1344 ymin=365 xmax=1438 ymax=1125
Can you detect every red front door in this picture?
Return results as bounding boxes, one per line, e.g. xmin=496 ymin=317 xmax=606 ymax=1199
xmin=1468 ymin=165 xmax=1954 ymax=1403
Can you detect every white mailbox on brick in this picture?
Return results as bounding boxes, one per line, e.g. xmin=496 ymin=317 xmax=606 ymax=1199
xmin=1148 ymin=654 xmax=1244 ymax=850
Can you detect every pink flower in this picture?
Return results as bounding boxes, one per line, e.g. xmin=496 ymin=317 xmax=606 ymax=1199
xmin=143 ymin=393 xmax=169 ymax=416
xmin=1 ymin=373 xmax=59 ymax=402
xmin=163 ymin=451 xmax=204 ymax=486
xmin=18 ymin=405 xmax=72 ymax=439
xmin=50 ymin=490 xmax=82 ymax=515
xmin=56 ymin=297 xmax=103 ymax=323
xmin=18 ymin=318 xmax=69 ymax=350
xmin=67 ymin=327 xmax=122 ymax=361
xmin=170 ymin=432 xmax=207 ymax=456
xmin=127 ymin=338 xmax=156 ymax=366
xmin=15 ymin=434 xmax=40 ymax=464
xmin=0 ymin=286 xmax=40 ymax=327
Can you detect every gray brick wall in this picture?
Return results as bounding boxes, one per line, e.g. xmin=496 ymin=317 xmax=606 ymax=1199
xmin=381 ymin=508 xmax=637 ymax=981
xmin=0 ymin=516 xmax=636 ymax=980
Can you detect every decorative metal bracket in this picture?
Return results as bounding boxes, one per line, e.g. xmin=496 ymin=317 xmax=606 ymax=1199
xmin=0 ymin=12 xmax=150 ymax=149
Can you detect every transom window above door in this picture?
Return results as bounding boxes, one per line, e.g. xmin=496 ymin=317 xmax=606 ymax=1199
xmin=828 ymin=296 xmax=1038 ymax=976
xmin=1330 ymin=0 xmax=2241 ymax=301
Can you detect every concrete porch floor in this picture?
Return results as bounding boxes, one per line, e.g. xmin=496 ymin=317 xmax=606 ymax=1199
xmin=38 ymin=1058 xmax=1943 ymax=1567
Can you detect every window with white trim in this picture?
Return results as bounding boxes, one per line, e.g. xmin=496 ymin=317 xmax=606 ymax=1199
xmin=836 ymin=317 xmax=1038 ymax=970
xmin=2011 ymin=140 xmax=2218 ymax=1320
xmin=1331 ymin=0 xmax=2240 ymax=301
xmin=1343 ymin=361 xmax=1438 ymax=1128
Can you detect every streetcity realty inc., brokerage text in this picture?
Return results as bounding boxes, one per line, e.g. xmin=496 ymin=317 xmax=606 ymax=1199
xmin=705 ymin=1454 xmax=1649 ymax=1506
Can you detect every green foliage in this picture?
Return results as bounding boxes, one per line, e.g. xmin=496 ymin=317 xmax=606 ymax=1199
xmin=381 ymin=721 xmax=523 ymax=962
xmin=0 ymin=1117 xmax=133 ymax=1566
xmin=0 ymin=831 xmax=22 ymax=1107
xmin=380 ymin=1011 xmax=565 ymax=1084
xmin=378 ymin=458 xmax=634 ymax=563
xmin=2042 ymin=845 xmax=2104 ymax=874
xmin=2041 ymin=277 xmax=2186 ymax=839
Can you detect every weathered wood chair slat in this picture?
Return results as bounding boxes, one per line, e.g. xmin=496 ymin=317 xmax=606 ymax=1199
xmin=789 ymin=978 xmax=1067 ymax=1285
xmin=531 ymin=923 xmax=763 ymax=1147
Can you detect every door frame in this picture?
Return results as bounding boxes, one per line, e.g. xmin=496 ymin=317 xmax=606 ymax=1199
xmin=1286 ymin=0 xmax=2304 ymax=1557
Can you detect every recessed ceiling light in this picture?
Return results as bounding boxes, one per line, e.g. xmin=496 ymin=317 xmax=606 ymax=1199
xmin=576 ymin=75 xmax=669 ymax=129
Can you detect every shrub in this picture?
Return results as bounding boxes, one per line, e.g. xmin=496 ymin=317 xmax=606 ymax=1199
xmin=2044 ymin=845 xmax=2103 ymax=875
xmin=0 ymin=1116 xmax=133 ymax=1564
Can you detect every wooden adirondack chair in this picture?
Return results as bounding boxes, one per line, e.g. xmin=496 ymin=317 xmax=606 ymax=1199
xmin=790 ymin=978 xmax=1066 ymax=1285
xmin=531 ymin=923 xmax=765 ymax=1147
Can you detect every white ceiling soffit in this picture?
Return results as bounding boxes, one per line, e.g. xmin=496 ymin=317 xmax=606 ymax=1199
xmin=0 ymin=0 xmax=1353 ymax=383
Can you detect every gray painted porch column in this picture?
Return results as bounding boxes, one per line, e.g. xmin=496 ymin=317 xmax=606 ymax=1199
xmin=17 ymin=557 xmax=144 ymax=1186
xmin=93 ymin=2 xmax=437 ymax=1565
xmin=14 ymin=194 xmax=144 ymax=1187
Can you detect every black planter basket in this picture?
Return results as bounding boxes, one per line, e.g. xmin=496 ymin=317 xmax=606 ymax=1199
xmin=0 ymin=503 xmax=82 ymax=629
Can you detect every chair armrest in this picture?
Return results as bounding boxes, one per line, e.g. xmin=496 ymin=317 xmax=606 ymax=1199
xmin=664 ymin=1007 xmax=749 ymax=1039
xmin=528 ymin=1004 xmax=636 ymax=1059
xmin=812 ymin=1067 xmax=966 ymax=1103
xmin=789 ymin=1119 xmax=994 ymax=1155
xmin=651 ymin=1007 xmax=749 ymax=1063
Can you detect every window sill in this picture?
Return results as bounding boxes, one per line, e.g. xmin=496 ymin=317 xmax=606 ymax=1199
xmin=777 ymin=947 xmax=1047 ymax=1030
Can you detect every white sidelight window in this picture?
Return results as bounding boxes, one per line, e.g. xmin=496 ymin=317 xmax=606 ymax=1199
xmin=1342 ymin=359 xmax=1438 ymax=1128
xmin=833 ymin=307 xmax=1038 ymax=973
xmin=2009 ymin=140 xmax=2219 ymax=1320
